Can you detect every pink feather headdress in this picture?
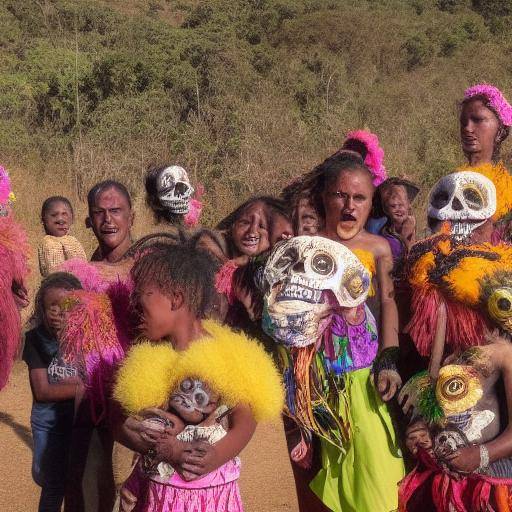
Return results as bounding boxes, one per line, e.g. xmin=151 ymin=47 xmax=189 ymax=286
xmin=343 ymin=130 xmax=387 ymax=186
xmin=464 ymin=83 xmax=512 ymax=127
xmin=184 ymin=183 xmax=204 ymax=227
xmin=0 ymin=166 xmax=13 ymax=206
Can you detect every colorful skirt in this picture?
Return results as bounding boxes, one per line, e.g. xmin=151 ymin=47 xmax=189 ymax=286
xmin=310 ymin=367 xmax=404 ymax=512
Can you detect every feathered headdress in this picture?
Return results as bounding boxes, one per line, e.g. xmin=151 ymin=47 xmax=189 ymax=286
xmin=342 ymin=130 xmax=387 ymax=186
xmin=464 ymin=83 xmax=512 ymax=127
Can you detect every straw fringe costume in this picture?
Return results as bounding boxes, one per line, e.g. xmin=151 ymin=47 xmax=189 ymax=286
xmin=114 ymin=320 xmax=284 ymax=512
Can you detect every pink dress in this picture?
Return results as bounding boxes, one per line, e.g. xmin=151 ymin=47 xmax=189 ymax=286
xmin=124 ymin=457 xmax=243 ymax=512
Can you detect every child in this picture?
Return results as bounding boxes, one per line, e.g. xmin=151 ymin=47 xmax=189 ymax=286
xmin=113 ymin=244 xmax=283 ymax=512
xmin=38 ymin=196 xmax=87 ymax=277
xmin=22 ymin=272 xmax=83 ymax=512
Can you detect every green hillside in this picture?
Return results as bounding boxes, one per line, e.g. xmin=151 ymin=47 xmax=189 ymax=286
xmin=2 ymin=0 xmax=512 ymax=225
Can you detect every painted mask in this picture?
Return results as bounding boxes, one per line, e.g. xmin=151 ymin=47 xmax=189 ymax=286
xmin=157 ymin=165 xmax=194 ymax=214
xmin=428 ymin=171 xmax=496 ymax=241
xmin=262 ymin=236 xmax=370 ymax=347
xmin=169 ymin=378 xmax=219 ymax=424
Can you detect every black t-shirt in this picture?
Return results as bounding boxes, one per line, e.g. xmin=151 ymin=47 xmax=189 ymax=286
xmin=22 ymin=325 xmax=59 ymax=370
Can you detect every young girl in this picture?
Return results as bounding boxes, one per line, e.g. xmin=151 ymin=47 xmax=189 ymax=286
xmin=38 ymin=196 xmax=87 ymax=277
xmin=113 ymin=244 xmax=283 ymax=512
xmin=22 ymin=272 xmax=83 ymax=512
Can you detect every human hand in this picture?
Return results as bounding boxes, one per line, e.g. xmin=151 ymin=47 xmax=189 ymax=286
xmin=444 ymin=445 xmax=481 ymax=474
xmin=119 ymin=486 xmax=137 ymax=512
xmin=290 ymin=437 xmax=312 ymax=470
xmin=376 ymin=369 xmax=402 ymax=402
xmin=139 ymin=408 xmax=185 ymax=436
xmin=179 ymin=441 xmax=219 ymax=480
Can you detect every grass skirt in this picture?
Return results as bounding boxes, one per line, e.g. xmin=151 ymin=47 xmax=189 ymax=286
xmin=310 ymin=367 xmax=404 ymax=512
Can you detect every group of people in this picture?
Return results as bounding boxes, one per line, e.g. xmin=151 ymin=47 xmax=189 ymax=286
xmin=2 ymin=82 xmax=512 ymax=512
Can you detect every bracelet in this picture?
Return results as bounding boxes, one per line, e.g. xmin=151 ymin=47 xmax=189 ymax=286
xmin=479 ymin=444 xmax=490 ymax=470
xmin=372 ymin=347 xmax=400 ymax=377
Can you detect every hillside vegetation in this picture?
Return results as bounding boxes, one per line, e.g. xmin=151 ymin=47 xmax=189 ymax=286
xmin=2 ymin=0 xmax=512 ymax=241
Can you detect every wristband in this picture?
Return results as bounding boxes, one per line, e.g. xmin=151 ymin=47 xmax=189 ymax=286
xmin=479 ymin=444 xmax=490 ymax=471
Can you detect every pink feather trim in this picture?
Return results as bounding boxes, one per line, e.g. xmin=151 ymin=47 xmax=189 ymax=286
xmin=60 ymin=290 xmax=125 ymax=424
xmin=345 ymin=130 xmax=388 ymax=186
xmin=184 ymin=183 xmax=204 ymax=227
xmin=215 ymin=260 xmax=239 ymax=305
xmin=464 ymin=83 xmax=512 ymax=127
xmin=0 ymin=166 xmax=12 ymax=205
xmin=58 ymin=258 xmax=104 ymax=292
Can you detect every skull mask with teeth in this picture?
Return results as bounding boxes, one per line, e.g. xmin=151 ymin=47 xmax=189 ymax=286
xmin=262 ymin=236 xmax=370 ymax=347
xmin=428 ymin=171 xmax=497 ymax=242
xmin=157 ymin=165 xmax=194 ymax=215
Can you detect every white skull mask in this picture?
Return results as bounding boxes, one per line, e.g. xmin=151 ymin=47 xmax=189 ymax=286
xmin=262 ymin=236 xmax=370 ymax=347
xmin=157 ymin=165 xmax=194 ymax=214
xmin=428 ymin=171 xmax=496 ymax=241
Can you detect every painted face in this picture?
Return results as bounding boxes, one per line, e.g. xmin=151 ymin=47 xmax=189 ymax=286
xmin=43 ymin=201 xmax=73 ymax=237
xmin=43 ymin=287 xmax=72 ymax=335
xmin=381 ymin=185 xmax=410 ymax=226
xmin=322 ymin=169 xmax=374 ymax=241
xmin=169 ymin=378 xmax=220 ymax=424
xmin=231 ymin=201 xmax=270 ymax=257
xmin=460 ymin=99 xmax=501 ymax=160
xmin=405 ymin=421 xmax=433 ymax=457
xmin=135 ymin=284 xmax=174 ymax=340
xmin=296 ymin=197 xmax=320 ymax=236
xmin=88 ymin=187 xmax=133 ymax=252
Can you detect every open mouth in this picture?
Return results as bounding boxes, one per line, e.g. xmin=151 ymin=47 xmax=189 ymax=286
xmin=340 ymin=213 xmax=356 ymax=222
xmin=242 ymin=236 xmax=259 ymax=247
xmin=101 ymin=227 xmax=118 ymax=236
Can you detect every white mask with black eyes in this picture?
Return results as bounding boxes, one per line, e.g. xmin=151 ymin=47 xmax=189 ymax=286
xmin=428 ymin=171 xmax=496 ymax=241
xmin=170 ymin=378 xmax=214 ymax=414
xmin=262 ymin=236 xmax=370 ymax=347
xmin=157 ymin=165 xmax=194 ymax=214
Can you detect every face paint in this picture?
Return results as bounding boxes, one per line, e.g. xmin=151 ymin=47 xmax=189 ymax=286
xmin=169 ymin=378 xmax=220 ymax=425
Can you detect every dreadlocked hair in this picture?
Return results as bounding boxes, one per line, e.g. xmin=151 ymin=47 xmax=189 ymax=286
xmin=31 ymin=272 xmax=83 ymax=327
xmin=290 ymin=151 xmax=373 ymax=219
xmin=131 ymin=243 xmax=216 ymax=319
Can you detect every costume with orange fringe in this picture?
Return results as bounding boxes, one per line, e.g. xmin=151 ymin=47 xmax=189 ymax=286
xmin=113 ymin=320 xmax=284 ymax=512
xmin=0 ymin=166 xmax=30 ymax=390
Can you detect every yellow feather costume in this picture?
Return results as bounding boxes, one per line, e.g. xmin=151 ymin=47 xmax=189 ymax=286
xmin=114 ymin=320 xmax=284 ymax=422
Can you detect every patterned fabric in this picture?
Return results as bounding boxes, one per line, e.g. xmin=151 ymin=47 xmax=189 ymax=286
xmin=38 ymin=234 xmax=87 ymax=277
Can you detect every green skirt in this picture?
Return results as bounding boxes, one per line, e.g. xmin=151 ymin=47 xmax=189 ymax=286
xmin=310 ymin=367 xmax=405 ymax=512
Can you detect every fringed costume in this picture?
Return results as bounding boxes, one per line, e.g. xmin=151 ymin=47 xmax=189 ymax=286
xmin=262 ymin=236 xmax=404 ymax=512
xmin=0 ymin=166 xmax=29 ymax=390
xmin=113 ymin=320 xmax=284 ymax=512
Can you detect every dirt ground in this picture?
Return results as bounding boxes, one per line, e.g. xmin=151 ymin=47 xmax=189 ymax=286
xmin=0 ymin=361 xmax=299 ymax=512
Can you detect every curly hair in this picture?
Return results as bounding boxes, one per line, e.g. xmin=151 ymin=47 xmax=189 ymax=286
xmin=131 ymin=243 xmax=217 ymax=319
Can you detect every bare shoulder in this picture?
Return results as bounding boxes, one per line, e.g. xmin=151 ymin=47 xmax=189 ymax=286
xmin=362 ymin=232 xmax=391 ymax=258
xmin=484 ymin=339 xmax=512 ymax=371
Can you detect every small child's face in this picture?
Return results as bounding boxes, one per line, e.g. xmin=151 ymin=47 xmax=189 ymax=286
xmin=381 ymin=185 xmax=411 ymax=226
xmin=405 ymin=420 xmax=433 ymax=457
xmin=43 ymin=287 xmax=72 ymax=334
xmin=231 ymin=202 xmax=270 ymax=257
xmin=296 ymin=198 xmax=320 ymax=236
xmin=43 ymin=201 xmax=73 ymax=237
xmin=135 ymin=284 xmax=174 ymax=340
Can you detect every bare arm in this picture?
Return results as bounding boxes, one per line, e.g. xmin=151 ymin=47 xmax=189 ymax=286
xmin=29 ymin=368 xmax=78 ymax=402
xmin=428 ymin=302 xmax=447 ymax=380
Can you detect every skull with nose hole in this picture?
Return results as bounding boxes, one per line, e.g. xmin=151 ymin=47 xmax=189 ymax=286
xmin=262 ymin=236 xmax=370 ymax=347
xmin=157 ymin=165 xmax=195 ymax=214
xmin=427 ymin=171 xmax=496 ymax=241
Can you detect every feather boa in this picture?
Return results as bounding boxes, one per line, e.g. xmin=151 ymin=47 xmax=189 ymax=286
xmin=60 ymin=290 xmax=126 ymax=424
xmin=114 ymin=320 xmax=284 ymax=422
xmin=184 ymin=183 xmax=204 ymax=228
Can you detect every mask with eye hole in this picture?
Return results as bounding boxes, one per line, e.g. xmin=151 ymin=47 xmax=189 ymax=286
xmin=157 ymin=165 xmax=194 ymax=215
xmin=169 ymin=378 xmax=220 ymax=425
xmin=262 ymin=236 xmax=370 ymax=347
xmin=428 ymin=171 xmax=496 ymax=242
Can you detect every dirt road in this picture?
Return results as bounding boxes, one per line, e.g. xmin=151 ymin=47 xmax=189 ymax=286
xmin=0 ymin=362 xmax=298 ymax=512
